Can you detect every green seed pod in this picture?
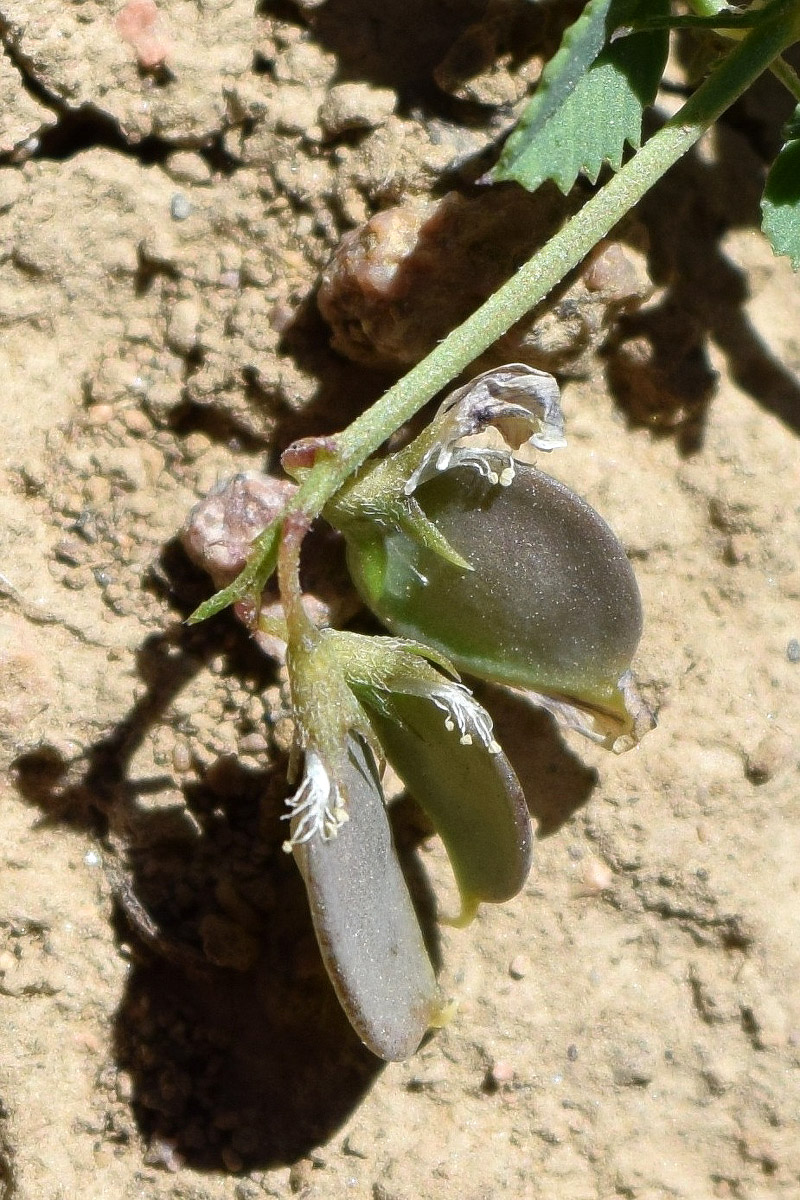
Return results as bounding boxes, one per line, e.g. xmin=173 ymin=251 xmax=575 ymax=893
xmin=362 ymin=681 xmax=532 ymax=922
xmin=290 ymin=735 xmax=439 ymax=1061
xmin=341 ymin=461 xmax=644 ymax=737
xmin=319 ymin=630 xmax=533 ymax=919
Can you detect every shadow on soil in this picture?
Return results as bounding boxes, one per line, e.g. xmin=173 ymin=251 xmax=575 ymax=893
xmin=11 ymin=531 xmax=594 ymax=1170
xmin=606 ymin=86 xmax=800 ymax=451
xmin=11 ymin=543 xmax=443 ymax=1169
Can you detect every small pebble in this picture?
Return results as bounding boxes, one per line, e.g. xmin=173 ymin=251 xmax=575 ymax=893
xmin=787 ymin=638 xmax=800 ymax=663
xmin=487 ymin=1059 xmax=515 ymax=1088
xmin=745 ymin=729 xmax=793 ymax=784
xmin=86 ymin=403 xmax=114 ymax=426
xmin=372 ymin=1185 xmax=399 ymax=1200
xmin=172 ymin=742 xmax=192 ymax=773
xmin=238 ymin=732 xmax=269 ymax=756
xmin=170 ymin=192 xmax=192 ymax=221
xmin=122 ymin=408 xmax=151 ymax=436
xmin=575 ymin=857 xmax=614 ymax=896
xmin=319 ymin=82 xmax=395 ymax=137
xmin=567 ymin=1043 xmax=579 ymax=1062
xmin=610 ymin=1038 xmax=656 ymax=1087
xmin=166 ymin=298 xmax=200 ymax=355
xmin=116 ymin=0 xmax=170 ymax=69
xmin=508 ymin=954 xmax=530 ymax=980
xmin=289 ymin=1158 xmax=314 ymax=1193
xmin=343 ymin=1131 xmax=370 ymax=1159
xmin=165 ymin=151 xmax=211 ymax=185
xmin=144 ymin=1137 xmax=183 ymax=1172
xmin=54 ymin=538 xmax=84 ymax=566
xmin=83 ymin=850 xmax=101 ymax=868
xmin=235 ymin=1182 xmax=265 ymax=1200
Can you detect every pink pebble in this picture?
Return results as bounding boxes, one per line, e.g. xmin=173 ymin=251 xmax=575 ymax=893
xmin=116 ymin=0 xmax=171 ymax=69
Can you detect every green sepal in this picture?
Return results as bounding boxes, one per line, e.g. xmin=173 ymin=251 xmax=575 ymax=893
xmin=186 ymin=518 xmax=281 ymax=624
xmin=325 ymin=629 xmax=460 ymax=690
xmin=326 ymin=483 xmax=473 ymax=576
xmin=395 ymin=498 xmax=474 ymax=573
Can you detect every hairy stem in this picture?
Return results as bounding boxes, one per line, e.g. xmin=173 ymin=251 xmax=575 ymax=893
xmin=686 ymin=0 xmax=800 ymax=98
xmin=768 ymin=50 xmax=800 ymax=99
xmin=189 ymin=1 xmax=800 ymax=623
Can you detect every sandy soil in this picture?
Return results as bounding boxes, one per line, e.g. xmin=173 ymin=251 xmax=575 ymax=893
xmin=1 ymin=3 xmax=799 ymax=1199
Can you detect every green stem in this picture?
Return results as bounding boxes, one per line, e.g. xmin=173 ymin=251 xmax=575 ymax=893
xmin=769 ymin=50 xmax=800 ymax=99
xmin=685 ymin=0 xmax=727 ymax=13
xmin=189 ymin=0 xmax=800 ymax=624
xmin=686 ymin=0 xmax=800 ymax=98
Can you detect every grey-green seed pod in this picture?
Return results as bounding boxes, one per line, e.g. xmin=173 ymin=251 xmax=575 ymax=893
xmin=341 ymin=462 xmax=644 ymax=735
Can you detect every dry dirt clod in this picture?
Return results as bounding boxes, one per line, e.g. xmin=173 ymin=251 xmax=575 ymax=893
xmin=318 ymin=191 xmax=652 ymax=374
xmin=319 ymin=83 xmax=395 ymax=137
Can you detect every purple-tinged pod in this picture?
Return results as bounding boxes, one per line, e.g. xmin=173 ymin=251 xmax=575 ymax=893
xmin=342 ymin=461 xmax=646 ymax=745
xmin=289 ymin=735 xmax=439 ymax=1061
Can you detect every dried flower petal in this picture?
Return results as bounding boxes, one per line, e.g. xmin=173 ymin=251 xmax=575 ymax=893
xmin=404 ymin=364 xmax=566 ymax=495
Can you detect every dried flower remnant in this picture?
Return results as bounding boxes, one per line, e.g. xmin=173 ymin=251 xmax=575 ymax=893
xmin=282 ymin=746 xmax=349 ymax=850
xmin=401 ymin=364 xmax=566 ymax=496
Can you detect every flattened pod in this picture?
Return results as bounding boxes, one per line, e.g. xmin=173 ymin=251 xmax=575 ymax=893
xmin=343 ymin=463 xmax=643 ymax=724
xmin=361 ymin=686 xmax=532 ymax=917
xmin=291 ymin=736 xmax=438 ymax=1061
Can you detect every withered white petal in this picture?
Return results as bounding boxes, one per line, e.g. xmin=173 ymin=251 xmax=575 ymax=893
xmin=404 ymin=364 xmax=565 ymax=496
xmin=281 ymin=749 xmax=349 ymax=851
xmin=395 ymin=679 xmax=502 ymax=754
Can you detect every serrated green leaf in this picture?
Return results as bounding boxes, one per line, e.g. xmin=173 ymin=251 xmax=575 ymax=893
xmin=762 ymin=105 xmax=800 ymax=270
xmin=494 ymin=0 xmax=669 ymax=194
xmin=506 ymin=0 xmax=616 ymax=142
